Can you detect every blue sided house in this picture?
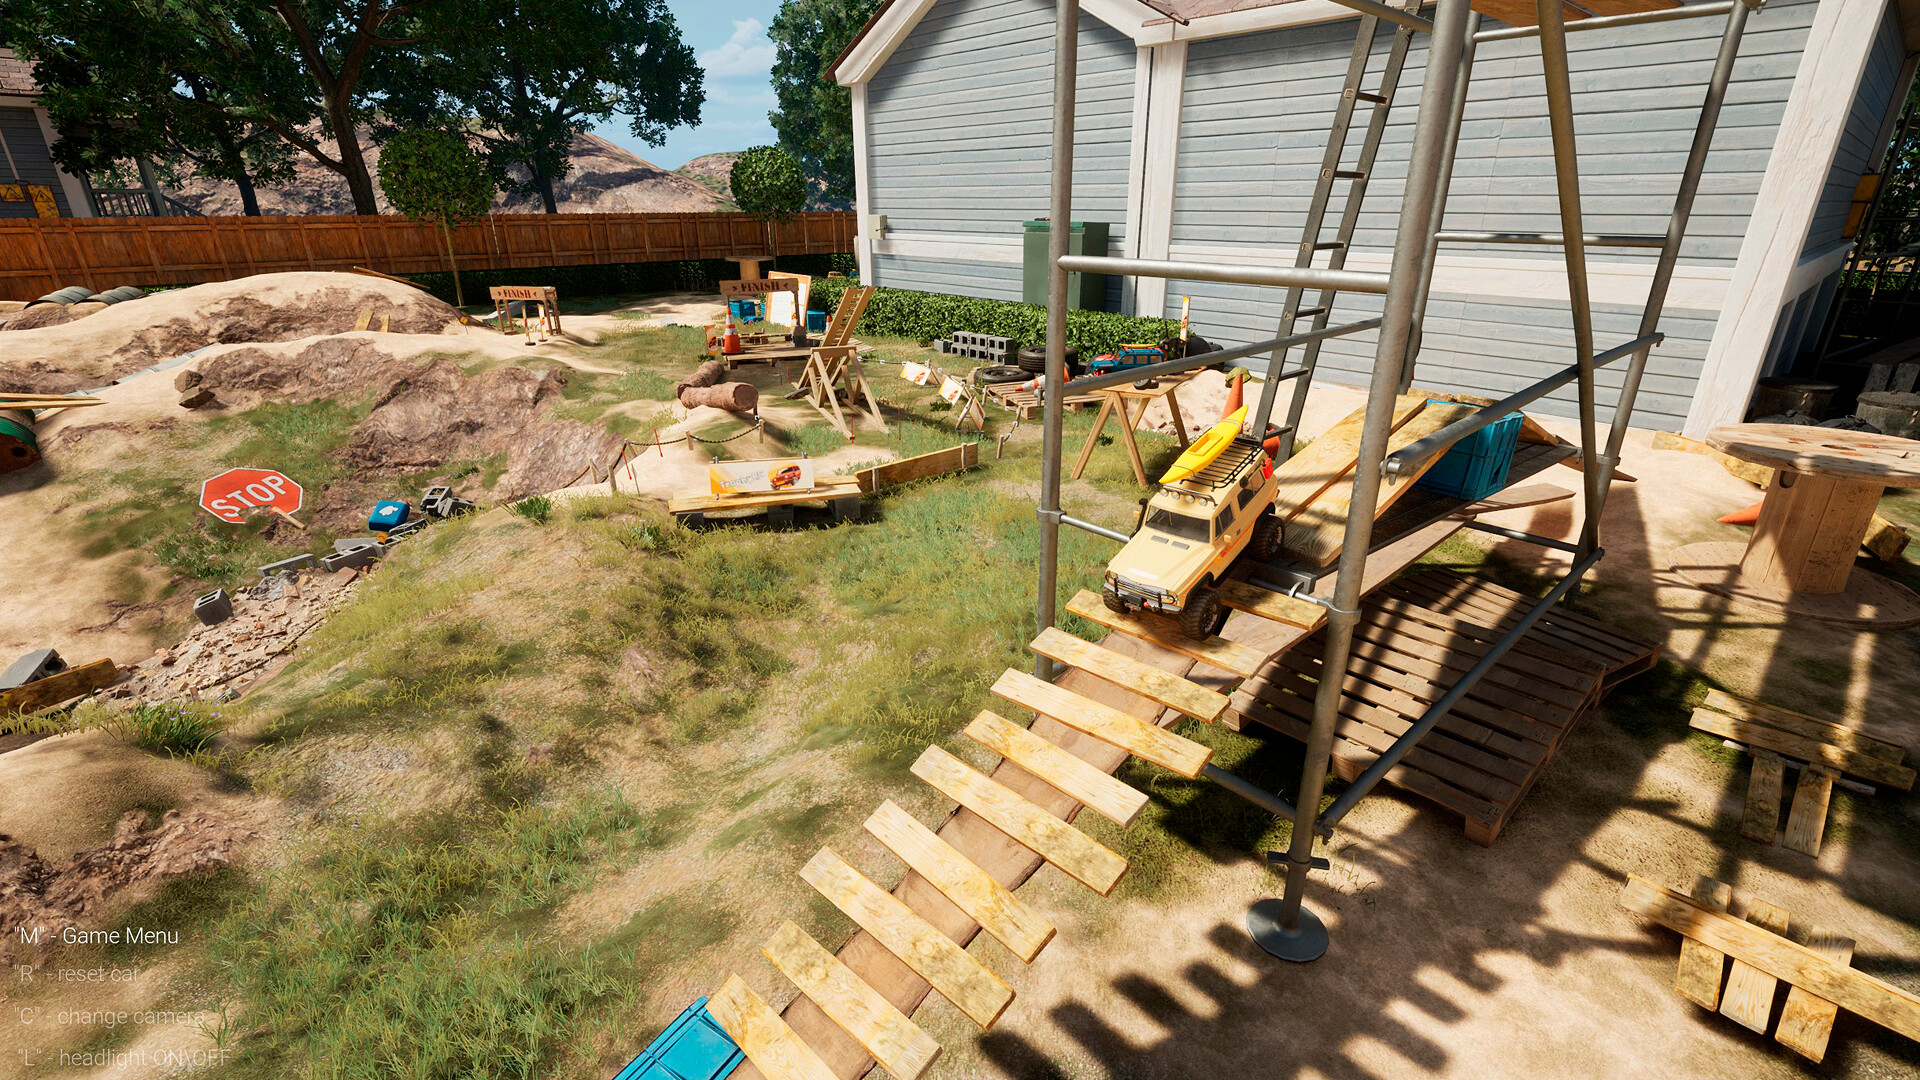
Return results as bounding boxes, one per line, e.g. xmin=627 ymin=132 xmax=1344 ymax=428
xmin=832 ymin=0 xmax=1916 ymax=435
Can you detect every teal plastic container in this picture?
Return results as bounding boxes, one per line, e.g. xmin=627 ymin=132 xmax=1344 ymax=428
xmin=611 ymin=997 xmax=743 ymax=1080
xmin=1414 ymin=405 xmax=1524 ymax=500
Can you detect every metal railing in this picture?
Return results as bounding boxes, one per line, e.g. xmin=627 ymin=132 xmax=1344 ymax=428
xmin=1031 ymin=0 xmax=1758 ymax=962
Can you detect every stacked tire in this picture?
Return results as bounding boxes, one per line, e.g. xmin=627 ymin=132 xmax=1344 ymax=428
xmin=1016 ymin=345 xmax=1080 ymax=375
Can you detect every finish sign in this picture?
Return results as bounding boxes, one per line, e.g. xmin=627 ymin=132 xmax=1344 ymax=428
xmin=200 ymin=467 xmax=304 ymax=525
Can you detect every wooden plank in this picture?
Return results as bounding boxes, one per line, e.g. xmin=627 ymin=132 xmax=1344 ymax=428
xmin=991 ymin=669 xmax=1213 ymax=779
xmin=1782 ymin=768 xmax=1835 ymax=857
xmin=1028 ymin=627 xmax=1229 ymax=723
xmin=864 ymin=799 xmax=1056 ymax=963
xmin=1283 ymin=403 xmax=1483 ymax=565
xmin=1217 ymin=579 xmax=1327 ymax=631
xmin=910 ymin=746 xmax=1128 ymax=896
xmin=669 ymin=475 xmax=863 ymax=514
xmin=1622 ymin=875 xmax=1920 ymax=1043
xmin=709 ymin=973 xmax=840 ymax=1080
xmin=1776 ymin=931 xmax=1856 ymax=1063
xmin=761 ymin=920 xmax=942 ymax=1080
xmin=855 ymin=443 xmax=978 ymax=493
xmin=1674 ymin=877 xmax=1734 ymax=1009
xmin=1700 ymin=690 xmax=1904 ymax=763
xmin=1720 ymin=897 xmax=1790 ymax=1033
xmin=1456 ymin=483 xmax=1575 ymax=515
xmin=1742 ymin=750 xmax=1785 ymax=843
xmin=799 ymin=848 xmax=1014 ymax=1029
xmin=1065 ymin=590 xmax=1266 ymax=677
xmin=1691 ymin=708 xmax=1916 ymax=790
xmin=0 ymin=659 xmax=118 ymax=715
xmin=1270 ymin=395 xmax=1428 ymax=520
xmin=964 ymin=711 xmax=1148 ymax=828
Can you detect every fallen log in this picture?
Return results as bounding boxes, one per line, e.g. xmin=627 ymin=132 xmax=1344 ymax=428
xmin=680 ymin=382 xmax=759 ymax=413
xmin=674 ymin=359 xmax=727 ymax=398
xmin=0 ymin=658 xmax=119 ymax=716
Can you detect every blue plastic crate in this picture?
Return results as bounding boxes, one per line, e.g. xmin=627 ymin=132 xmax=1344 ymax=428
xmin=807 ymin=310 xmax=827 ymax=332
xmin=727 ymin=299 xmax=762 ymax=322
xmin=1413 ymin=405 xmax=1524 ymax=500
xmin=610 ymin=997 xmax=743 ymax=1080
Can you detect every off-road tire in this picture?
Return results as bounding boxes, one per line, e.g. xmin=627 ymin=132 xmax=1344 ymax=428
xmin=1017 ymin=345 xmax=1080 ymax=375
xmin=1103 ymin=588 xmax=1128 ymax=614
xmin=976 ymin=364 xmax=1027 ymax=385
xmin=1249 ymin=515 xmax=1282 ymax=561
xmin=1179 ymin=585 xmax=1225 ymax=639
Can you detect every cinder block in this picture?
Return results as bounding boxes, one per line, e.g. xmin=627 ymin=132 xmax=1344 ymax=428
xmin=321 ymin=544 xmax=382 ymax=572
xmin=334 ymin=537 xmax=381 ymax=553
xmin=192 ymin=590 xmax=232 ymax=626
xmin=388 ymin=517 xmax=430 ymax=538
xmin=258 ymin=553 xmax=317 ymax=577
xmin=1 ymin=648 xmax=66 ymax=690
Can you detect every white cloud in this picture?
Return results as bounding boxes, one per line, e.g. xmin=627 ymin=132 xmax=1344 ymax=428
xmin=701 ymin=19 xmax=775 ymax=78
xmin=707 ymin=85 xmax=777 ymax=109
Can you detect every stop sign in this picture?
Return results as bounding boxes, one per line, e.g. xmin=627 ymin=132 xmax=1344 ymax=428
xmin=200 ymin=467 xmax=304 ymax=524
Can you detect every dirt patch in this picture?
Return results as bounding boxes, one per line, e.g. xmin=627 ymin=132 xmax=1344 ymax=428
xmin=0 ymin=272 xmax=464 ymax=391
xmin=1 ymin=302 xmax=88 ymax=334
xmin=0 ymin=809 xmax=254 ymax=967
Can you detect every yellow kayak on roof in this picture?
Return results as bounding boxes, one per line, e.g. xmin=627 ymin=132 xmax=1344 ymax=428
xmin=1160 ymin=405 xmax=1247 ymax=484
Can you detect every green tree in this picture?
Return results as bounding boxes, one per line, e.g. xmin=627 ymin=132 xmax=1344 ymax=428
xmin=379 ymin=130 xmax=494 ymax=305
xmin=0 ymin=0 xmax=436 ymax=215
xmin=390 ymin=0 xmax=703 ymax=214
xmin=768 ymin=0 xmax=881 ymax=206
xmin=0 ymin=0 xmax=306 ymax=214
xmin=730 ymin=145 xmax=807 ymax=257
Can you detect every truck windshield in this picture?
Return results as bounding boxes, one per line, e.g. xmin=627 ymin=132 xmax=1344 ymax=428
xmin=1144 ymin=507 xmax=1210 ymax=542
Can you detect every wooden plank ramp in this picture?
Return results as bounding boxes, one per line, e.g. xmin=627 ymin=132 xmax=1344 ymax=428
xmin=910 ymin=745 xmax=1129 ymax=896
xmin=992 ymin=669 xmax=1214 ymax=778
xmin=1028 ymin=626 xmax=1230 ymax=722
xmin=964 ymin=711 xmax=1149 ymax=827
xmin=761 ymin=921 xmax=943 ymax=1080
xmin=864 ymin=799 xmax=1056 ymax=962
xmin=1230 ymin=586 xmax=1612 ymax=845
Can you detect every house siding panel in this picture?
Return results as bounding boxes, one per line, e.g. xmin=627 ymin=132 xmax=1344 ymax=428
xmin=865 ymin=0 xmax=1134 ymax=301
xmin=1162 ymin=0 xmax=1820 ymax=430
xmin=1803 ymin=1 xmax=1905 ymax=250
xmin=0 ymin=106 xmax=73 ymax=218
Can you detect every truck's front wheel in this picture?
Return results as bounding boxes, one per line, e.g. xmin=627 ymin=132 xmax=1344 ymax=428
xmin=1103 ymin=588 xmax=1128 ymax=614
xmin=1179 ymin=585 xmax=1226 ymax=639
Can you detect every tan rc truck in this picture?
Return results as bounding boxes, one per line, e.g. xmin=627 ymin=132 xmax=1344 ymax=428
xmin=1102 ymin=432 xmax=1281 ymax=638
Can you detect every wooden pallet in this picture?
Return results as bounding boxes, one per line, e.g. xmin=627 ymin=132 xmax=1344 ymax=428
xmin=1622 ymin=874 xmax=1920 ymax=1064
xmin=1385 ymin=569 xmax=1663 ymax=687
xmin=1688 ymin=689 xmax=1913 ymax=855
xmin=982 ymin=380 xmax=1101 ymax=419
xmin=1231 ymin=588 xmax=1611 ymax=845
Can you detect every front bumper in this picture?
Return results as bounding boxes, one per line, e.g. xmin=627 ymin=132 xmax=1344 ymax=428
xmin=1105 ymin=573 xmax=1180 ymax=615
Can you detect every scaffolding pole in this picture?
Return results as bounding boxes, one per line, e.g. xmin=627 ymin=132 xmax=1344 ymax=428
xmin=1034 ymin=0 xmax=1078 ymax=683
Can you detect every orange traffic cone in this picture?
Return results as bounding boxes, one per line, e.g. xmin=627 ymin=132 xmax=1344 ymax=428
xmin=723 ymin=311 xmax=742 ymax=355
xmin=1220 ymin=371 xmax=1245 ymax=420
xmin=1717 ymin=500 xmax=1763 ymax=526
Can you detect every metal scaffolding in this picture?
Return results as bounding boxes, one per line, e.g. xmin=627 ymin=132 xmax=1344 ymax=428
xmin=1032 ymin=0 xmax=1759 ymax=960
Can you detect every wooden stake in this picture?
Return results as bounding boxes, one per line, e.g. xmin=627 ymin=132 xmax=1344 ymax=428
xmin=272 ymin=507 xmax=307 ymax=531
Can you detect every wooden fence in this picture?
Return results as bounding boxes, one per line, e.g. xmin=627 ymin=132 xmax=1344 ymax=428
xmin=0 ymin=210 xmax=858 ymax=301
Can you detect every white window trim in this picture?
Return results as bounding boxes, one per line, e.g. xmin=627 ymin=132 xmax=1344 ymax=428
xmin=1684 ymin=0 xmax=1894 ymax=436
xmin=852 ymin=82 xmax=874 ymax=282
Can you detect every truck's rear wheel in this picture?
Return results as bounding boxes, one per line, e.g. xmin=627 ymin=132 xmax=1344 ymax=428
xmin=1179 ymin=585 xmax=1225 ymax=639
xmin=1249 ymin=514 xmax=1282 ymax=561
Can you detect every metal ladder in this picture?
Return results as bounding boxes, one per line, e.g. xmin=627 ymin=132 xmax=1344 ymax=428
xmin=1254 ymin=0 xmax=1428 ymax=460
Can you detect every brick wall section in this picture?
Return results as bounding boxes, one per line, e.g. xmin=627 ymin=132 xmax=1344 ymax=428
xmin=0 ymin=49 xmax=36 ymax=96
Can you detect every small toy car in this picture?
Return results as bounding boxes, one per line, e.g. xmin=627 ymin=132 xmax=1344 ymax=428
xmin=1102 ymin=427 xmax=1280 ymax=639
xmin=770 ymin=464 xmax=802 ymax=490
xmin=1086 ymin=344 xmax=1164 ymax=376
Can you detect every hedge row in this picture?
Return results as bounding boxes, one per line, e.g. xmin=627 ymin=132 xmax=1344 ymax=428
xmin=809 ymin=277 xmax=1179 ymax=358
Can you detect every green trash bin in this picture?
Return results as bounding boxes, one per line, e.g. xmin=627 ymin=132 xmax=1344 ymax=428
xmin=1022 ymin=219 xmax=1110 ymax=310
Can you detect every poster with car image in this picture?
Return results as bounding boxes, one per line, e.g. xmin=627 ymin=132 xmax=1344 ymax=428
xmin=708 ymin=458 xmax=816 ymax=495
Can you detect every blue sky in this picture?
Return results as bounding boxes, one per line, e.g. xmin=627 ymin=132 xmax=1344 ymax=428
xmin=592 ymin=1 xmax=784 ymax=170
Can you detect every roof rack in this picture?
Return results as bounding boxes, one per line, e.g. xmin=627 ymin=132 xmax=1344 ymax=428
xmin=1168 ymin=436 xmax=1266 ymax=494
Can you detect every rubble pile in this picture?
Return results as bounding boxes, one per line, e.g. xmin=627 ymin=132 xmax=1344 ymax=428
xmin=111 ymin=568 xmax=362 ymax=703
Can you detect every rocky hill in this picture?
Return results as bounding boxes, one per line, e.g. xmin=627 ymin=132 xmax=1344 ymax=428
xmin=166 ymin=131 xmax=732 ymax=216
xmin=675 ymin=151 xmax=852 ymax=212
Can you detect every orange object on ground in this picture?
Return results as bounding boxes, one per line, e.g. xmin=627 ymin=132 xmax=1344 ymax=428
xmin=1717 ymin=500 xmax=1763 ymax=526
xmin=1221 ymin=371 xmax=1245 ymax=419
xmin=722 ymin=312 xmax=742 ymax=355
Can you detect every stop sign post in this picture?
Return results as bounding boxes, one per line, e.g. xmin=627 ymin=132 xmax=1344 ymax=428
xmin=201 ymin=467 xmax=306 ymax=530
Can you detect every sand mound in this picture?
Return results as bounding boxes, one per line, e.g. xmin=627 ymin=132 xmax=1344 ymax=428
xmin=0 ymin=809 xmax=254 ymax=966
xmin=196 ymin=338 xmax=622 ymax=506
xmin=0 ymin=272 xmax=464 ymax=391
